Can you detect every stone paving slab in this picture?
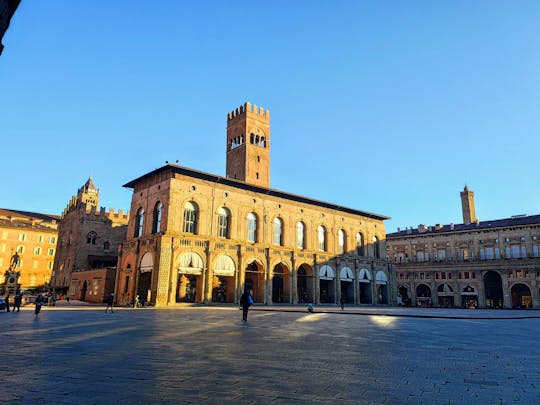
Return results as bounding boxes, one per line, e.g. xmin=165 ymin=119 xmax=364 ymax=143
xmin=1 ymin=306 xmax=539 ymax=404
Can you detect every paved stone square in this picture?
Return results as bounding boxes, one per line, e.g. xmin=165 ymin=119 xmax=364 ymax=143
xmin=2 ymin=305 xmax=540 ymax=404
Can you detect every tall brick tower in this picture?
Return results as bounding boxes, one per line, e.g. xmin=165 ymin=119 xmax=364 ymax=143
xmin=226 ymin=102 xmax=270 ymax=188
xmin=460 ymin=185 xmax=477 ymax=224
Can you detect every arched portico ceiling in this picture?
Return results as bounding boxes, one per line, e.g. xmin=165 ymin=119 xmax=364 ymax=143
xmin=214 ymin=254 xmax=236 ymax=276
xmin=375 ymin=271 xmax=388 ymax=285
xmin=178 ymin=252 xmax=204 ymax=275
xmin=359 ymin=268 xmax=372 ymax=283
xmin=319 ymin=265 xmax=335 ymax=280
xmin=340 ymin=267 xmax=354 ymax=282
xmin=140 ymin=252 xmax=153 ymax=273
xmin=246 ymin=257 xmax=265 ymax=272
xmin=461 ymin=285 xmax=476 ymax=295
xmin=437 ymin=284 xmax=453 ymax=293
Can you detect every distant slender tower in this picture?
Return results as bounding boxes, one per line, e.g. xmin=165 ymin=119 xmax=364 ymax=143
xmin=460 ymin=185 xmax=477 ymax=224
xmin=226 ymin=102 xmax=270 ymax=188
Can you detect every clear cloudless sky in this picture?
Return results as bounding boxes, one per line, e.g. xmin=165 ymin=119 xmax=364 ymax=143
xmin=1 ymin=1 xmax=540 ymax=233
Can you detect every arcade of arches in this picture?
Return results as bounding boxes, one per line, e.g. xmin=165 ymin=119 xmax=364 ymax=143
xmin=117 ymin=246 xmax=393 ymax=306
xmin=398 ymin=270 xmax=539 ymax=309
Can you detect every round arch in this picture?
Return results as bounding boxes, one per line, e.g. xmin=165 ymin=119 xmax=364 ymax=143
xmin=245 ymin=257 xmax=265 ymax=303
xmin=416 ymin=284 xmax=432 ymax=307
xmin=297 ymin=263 xmax=313 ymax=303
xmin=272 ymin=262 xmax=291 ymax=303
xmin=212 ymin=254 xmax=236 ymax=303
xmin=511 ymin=283 xmax=532 ymax=308
xmin=319 ymin=265 xmax=335 ymax=304
xmin=483 ymin=271 xmax=504 ymax=308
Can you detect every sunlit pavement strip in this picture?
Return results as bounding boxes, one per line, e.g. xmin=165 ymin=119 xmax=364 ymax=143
xmin=2 ymin=306 xmax=540 ymax=404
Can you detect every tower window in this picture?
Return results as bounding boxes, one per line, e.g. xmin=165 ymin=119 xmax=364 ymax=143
xmin=256 ymin=172 xmax=259 ymax=179
xmin=86 ymin=232 xmax=97 ymax=245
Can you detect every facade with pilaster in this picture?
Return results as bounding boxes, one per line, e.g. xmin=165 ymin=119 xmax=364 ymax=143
xmin=115 ymin=103 xmax=394 ymax=307
xmin=387 ymin=187 xmax=540 ymax=309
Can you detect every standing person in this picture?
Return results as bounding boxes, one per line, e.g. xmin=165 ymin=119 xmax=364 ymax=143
xmin=13 ymin=292 xmax=22 ymax=312
xmin=105 ymin=293 xmax=114 ymax=313
xmin=135 ymin=294 xmax=141 ymax=308
xmin=5 ymin=294 xmax=10 ymax=312
xmin=239 ymin=288 xmax=254 ymax=322
xmin=340 ymin=295 xmax=345 ymax=311
xmin=35 ymin=294 xmax=43 ymax=316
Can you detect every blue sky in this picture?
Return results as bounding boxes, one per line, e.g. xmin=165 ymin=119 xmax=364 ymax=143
xmin=1 ymin=1 xmax=539 ymax=233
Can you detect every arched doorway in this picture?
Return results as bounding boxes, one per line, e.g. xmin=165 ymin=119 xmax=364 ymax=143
xmin=177 ymin=252 xmax=204 ymax=303
xmin=212 ymin=254 xmax=236 ymax=303
xmin=138 ymin=252 xmax=154 ymax=304
xmin=437 ymin=284 xmax=454 ymax=308
xmin=461 ymin=285 xmax=478 ymax=308
xmin=272 ymin=263 xmax=290 ymax=303
xmin=375 ymin=271 xmax=388 ymax=304
xmin=339 ymin=267 xmax=354 ymax=304
xmin=416 ymin=284 xmax=431 ymax=307
xmin=319 ymin=265 xmax=335 ymax=304
xmin=297 ymin=264 xmax=313 ymax=303
xmin=484 ymin=271 xmax=503 ymax=308
xmin=398 ymin=285 xmax=409 ymax=306
xmin=511 ymin=283 xmax=532 ymax=308
xmin=358 ymin=268 xmax=372 ymax=304
xmin=245 ymin=260 xmax=265 ymax=303
xmin=81 ymin=280 xmax=88 ymax=301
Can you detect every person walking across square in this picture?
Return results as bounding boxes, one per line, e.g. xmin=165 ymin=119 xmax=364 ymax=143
xmin=105 ymin=293 xmax=114 ymax=313
xmin=240 ymin=289 xmax=254 ymax=322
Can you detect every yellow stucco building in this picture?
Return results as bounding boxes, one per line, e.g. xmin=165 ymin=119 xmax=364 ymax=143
xmin=0 ymin=208 xmax=59 ymax=292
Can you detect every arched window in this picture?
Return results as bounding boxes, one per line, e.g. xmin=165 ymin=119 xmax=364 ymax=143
xmin=247 ymin=213 xmax=257 ymax=243
xmin=218 ymin=207 xmax=230 ymax=238
xmin=103 ymin=241 xmax=110 ymax=252
xmin=273 ymin=217 xmax=283 ymax=246
xmin=152 ymin=201 xmax=162 ymax=234
xmin=86 ymin=231 xmax=97 ymax=245
xmin=134 ymin=208 xmax=144 ymax=238
xmin=317 ymin=225 xmax=326 ymax=252
xmin=338 ymin=229 xmax=346 ymax=254
xmin=373 ymin=236 xmax=380 ymax=259
xmin=183 ymin=202 xmax=198 ymax=234
xmin=356 ymin=233 xmax=364 ymax=256
xmin=296 ymin=222 xmax=305 ymax=249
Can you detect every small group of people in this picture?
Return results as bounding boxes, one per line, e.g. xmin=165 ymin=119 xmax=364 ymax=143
xmin=4 ymin=292 xmax=23 ymax=312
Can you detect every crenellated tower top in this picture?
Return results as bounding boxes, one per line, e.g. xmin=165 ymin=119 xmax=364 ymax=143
xmin=226 ymin=102 xmax=271 ymax=188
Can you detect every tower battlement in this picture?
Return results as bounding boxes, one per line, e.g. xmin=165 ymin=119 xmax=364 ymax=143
xmin=85 ymin=206 xmax=130 ymax=224
xmin=227 ymin=102 xmax=270 ymax=122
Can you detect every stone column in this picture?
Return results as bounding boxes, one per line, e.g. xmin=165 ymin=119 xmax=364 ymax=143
xmin=502 ymin=273 xmax=511 ymax=309
xmin=291 ymin=253 xmax=298 ymax=304
xmin=155 ymin=240 xmax=172 ymax=307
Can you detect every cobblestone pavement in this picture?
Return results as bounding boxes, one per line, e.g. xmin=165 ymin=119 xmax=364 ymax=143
xmin=2 ymin=305 xmax=540 ymax=404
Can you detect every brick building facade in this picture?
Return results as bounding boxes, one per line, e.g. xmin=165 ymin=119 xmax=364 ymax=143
xmin=387 ymin=187 xmax=540 ymax=309
xmin=115 ymin=103 xmax=394 ymax=307
xmin=50 ymin=178 xmax=129 ymax=302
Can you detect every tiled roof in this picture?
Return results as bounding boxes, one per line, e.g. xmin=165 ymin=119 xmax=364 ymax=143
xmin=387 ymin=215 xmax=540 ymax=238
xmin=0 ymin=208 xmax=60 ymax=223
